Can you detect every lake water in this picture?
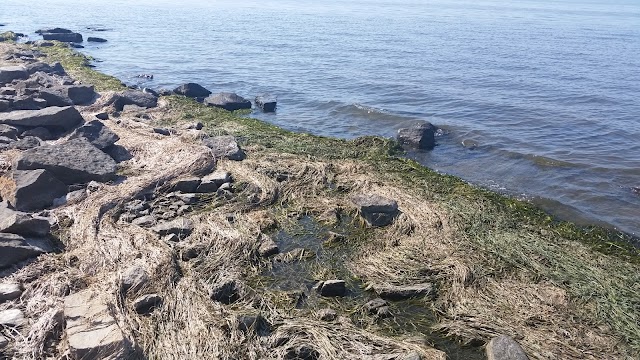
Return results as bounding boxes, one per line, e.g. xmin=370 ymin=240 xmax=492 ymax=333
xmin=2 ymin=0 xmax=639 ymax=237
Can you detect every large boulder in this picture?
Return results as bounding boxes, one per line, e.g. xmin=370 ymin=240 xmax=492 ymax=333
xmin=173 ymin=83 xmax=211 ymax=98
xmin=112 ymin=90 xmax=157 ymax=110
xmin=65 ymin=85 xmax=97 ymax=105
xmin=486 ymin=335 xmax=529 ymax=360
xmin=41 ymin=32 xmax=83 ymax=43
xmin=35 ymin=28 xmax=73 ymax=34
xmin=0 ymin=106 xmax=84 ymax=132
xmin=0 ymin=66 xmax=28 ymax=85
xmin=351 ymin=194 xmax=399 ymax=227
xmin=69 ymin=120 xmax=119 ymax=150
xmin=13 ymin=138 xmax=118 ymax=185
xmin=0 ymin=232 xmax=51 ymax=268
xmin=397 ymin=121 xmax=437 ymax=150
xmin=0 ymin=201 xmax=51 ymax=237
xmin=65 ymin=290 xmax=132 ymax=359
xmin=204 ymin=92 xmax=251 ymax=111
xmin=202 ymin=135 xmax=246 ymax=161
xmin=8 ymin=169 xmax=68 ymax=212
xmin=11 ymin=96 xmax=47 ymax=110
xmin=36 ymin=88 xmax=74 ymax=107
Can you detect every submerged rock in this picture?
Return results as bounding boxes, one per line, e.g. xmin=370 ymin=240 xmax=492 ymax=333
xmin=486 ymin=335 xmax=529 ymax=360
xmin=397 ymin=121 xmax=437 ymax=150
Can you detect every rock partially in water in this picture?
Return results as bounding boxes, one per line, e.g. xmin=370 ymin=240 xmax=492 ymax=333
xmin=41 ymin=32 xmax=83 ymax=43
xmin=397 ymin=121 xmax=436 ymax=150
xmin=486 ymin=335 xmax=529 ymax=360
xmin=35 ymin=28 xmax=73 ymax=34
xmin=173 ymin=83 xmax=212 ymax=99
xmin=255 ymin=95 xmax=277 ymax=113
xmin=87 ymin=37 xmax=107 ymax=43
xmin=351 ymin=193 xmax=399 ymax=227
xmin=8 ymin=169 xmax=68 ymax=212
xmin=204 ymin=92 xmax=252 ymax=111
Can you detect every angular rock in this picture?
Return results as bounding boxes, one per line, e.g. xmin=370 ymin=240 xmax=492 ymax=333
xmin=14 ymin=138 xmax=118 ymax=184
xmin=0 ymin=283 xmax=22 ymax=302
xmin=173 ymin=83 xmax=211 ymax=98
xmin=0 ymin=232 xmax=50 ymax=268
xmin=0 ymin=124 xmax=18 ymax=139
xmin=64 ymin=85 xmax=97 ymax=105
xmin=317 ymin=280 xmax=346 ymax=297
xmin=151 ymin=217 xmax=194 ymax=239
xmin=34 ymin=88 xmax=73 ymax=107
xmin=173 ymin=177 xmax=201 ymax=193
xmin=0 ymin=87 xmax=16 ymax=96
xmin=200 ymin=170 xmax=231 ymax=187
xmin=0 ymin=66 xmax=28 ymax=85
xmin=372 ymin=283 xmax=434 ymax=301
xmin=87 ymin=37 xmax=107 ymax=43
xmin=9 ymin=169 xmax=68 ymax=211
xmin=104 ymin=144 xmax=133 ymax=163
xmin=42 ymin=32 xmax=83 ymax=43
xmin=0 ymin=202 xmax=51 ymax=237
xmin=121 ymin=265 xmax=149 ymax=294
xmin=258 ymin=234 xmax=279 ymax=258
xmin=22 ymin=127 xmax=53 ymax=140
xmin=69 ymin=120 xmax=119 ymax=150
xmin=65 ymin=290 xmax=131 ymax=359
xmin=0 ymin=309 xmax=25 ymax=327
xmin=204 ymin=92 xmax=252 ymax=111
xmin=316 ymin=308 xmax=337 ymax=321
xmin=209 ymin=279 xmax=240 ymax=304
xmin=10 ymin=136 xmax=41 ymax=150
xmin=25 ymin=62 xmax=66 ymax=76
xmin=94 ymin=112 xmax=108 ymax=120
xmin=397 ymin=121 xmax=437 ymax=150
xmin=351 ymin=194 xmax=399 ymax=227
xmin=486 ymin=335 xmax=529 ymax=360
xmin=113 ymin=90 xmax=157 ymax=110
xmin=133 ymin=294 xmax=162 ymax=314
xmin=36 ymin=28 xmax=73 ymax=34
xmin=0 ymin=106 xmax=84 ymax=132
xmin=12 ymin=96 xmax=47 ymax=110
xmin=255 ymin=95 xmax=277 ymax=112
xmin=203 ymin=135 xmax=246 ymax=161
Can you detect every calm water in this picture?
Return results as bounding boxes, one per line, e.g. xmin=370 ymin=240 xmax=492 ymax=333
xmin=2 ymin=0 xmax=639 ymax=237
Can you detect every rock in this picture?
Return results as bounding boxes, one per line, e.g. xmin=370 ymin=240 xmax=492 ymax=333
xmin=255 ymin=95 xmax=277 ymax=112
xmin=41 ymin=32 xmax=83 ymax=43
xmin=0 ymin=136 xmax=14 ymax=145
xmin=363 ymin=298 xmax=389 ymax=314
xmin=14 ymin=138 xmax=118 ymax=185
xmin=163 ymin=233 xmax=179 ymax=242
xmin=351 ymin=194 xmax=400 ymax=227
xmin=204 ymin=92 xmax=252 ymax=111
xmin=153 ymin=127 xmax=170 ymax=136
xmin=65 ymin=290 xmax=131 ymax=359
xmin=173 ymin=83 xmax=211 ymax=98
xmin=142 ymin=88 xmax=159 ymax=97
xmin=371 ymin=283 xmax=435 ymax=301
xmin=8 ymin=170 xmax=68 ymax=211
xmin=175 ymin=193 xmax=199 ymax=205
xmin=32 ymin=40 xmax=55 ymax=47
xmin=209 ymin=279 xmax=240 ymax=304
xmin=151 ymin=217 xmax=194 ymax=239
xmin=104 ymin=144 xmax=133 ymax=163
xmin=316 ymin=308 xmax=337 ymax=321
xmin=0 ymin=87 xmax=16 ymax=96
xmin=25 ymin=62 xmax=66 ymax=76
xmin=183 ymin=122 xmax=203 ymax=130
xmin=0 ymin=283 xmax=22 ymax=302
xmin=0 ymin=232 xmax=50 ymax=268
xmin=397 ymin=121 xmax=437 ymax=150
xmin=114 ymin=90 xmax=158 ymax=110
xmin=21 ymin=127 xmax=53 ymax=140
xmin=36 ymin=28 xmax=73 ymax=34
xmin=201 ymin=170 xmax=232 ymax=186
xmin=486 ymin=335 xmax=529 ymax=360
xmin=132 ymin=215 xmax=157 ymax=227
xmin=35 ymin=89 xmax=73 ymax=106
xmin=121 ymin=265 xmax=149 ymax=293
xmin=0 ymin=335 xmax=7 ymax=348
xmin=285 ymin=345 xmax=320 ymax=360
xmin=258 ymin=234 xmax=279 ymax=258
xmin=236 ymin=313 xmax=270 ymax=335
xmin=0 ymin=124 xmax=18 ymax=139
xmin=70 ymin=44 xmax=84 ymax=49
xmin=87 ymin=37 xmax=107 ymax=43
xmin=94 ymin=112 xmax=108 ymax=120
xmin=0 ymin=202 xmax=51 ymax=237
xmin=317 ymin=280 xmax=346 ymax=297
xmin=203 ymin=135 xmax=246 ymax=161
xmin=63 ymin=85 xmax=97 ymax=105
xmin=0 ymin=99 xmax=10 ymax=112
xmin=180 ymin=245 xmax=201 ymax=261
xmin=0 ymin=106 xmax=84 ymax=132
xmin=0 ymin=66 xmax=28 ymax=85
xmin=0 ymin=309 xmax=25 ymax=327
xmin=12 ymin=96 xmax=48 ymax=110
xmin=273 ymin=248 xmax=315 ymax=263
xmin=10 ymin=136 xmax=41 ymax=150
xmin=69 ymin=120 xmax=119 ymax=150
xmin=173 ymin=177 xmax=201 ymax=193
xmin=133 ymin=294 xmax=162 ymax=314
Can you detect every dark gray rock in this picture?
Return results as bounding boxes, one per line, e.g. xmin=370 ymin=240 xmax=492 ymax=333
xmin=0 ymin=232 xmax=51 ymax=268
xmin=142 ymin=88 xmax=159 ymax=97
xmin=94 ymin=112 xmax=108 ymax=120
xmin=12 ymin=96 xmax=47 ymax=110
xmin=70 ymin=44 xmax=84 ymax=49
xmin=209 ymin=279 xmax=240 ymax=304
xmin=25 ymin=62 xmax=66 ymax=76
xmin=36 ymin=28 xmax=73 ymax=34
xmin=203 ymin=135 xmax=246 ymax=161
xmin=486 ymin=335 xmax=529 ymax=360
xmin=14 ymin=138 xmax=118 ymax=184
xmin=351 ymin=194 xmax=400 ymax=227
xmin=204 ymin=92 xmax=251 ymax=111
xmin=284 ymin=345 xmax=320 ymax=360
xmin=22 ymin=127 xmax=53 ymax=140
xmin=0 ymin=87 xmax=16 ymax=96
xmin=0 ymin=66 xmax=28 ymax=85
xmin=103 ymin=144 xmax=132 ymax=163
xmin=0 ymin=106 xmax=84 ymax=132
xmin=0 ymin=283 xmax=22 ymax=302
xmin=69 ymin=120 xmax=119 ymax=150
xmin=10 ymin=136 xmax=41 ymax=150
xmin=32 ymin=40 xmax=55 ymax=47
xmin=173 ymin=177 xmax=201 ymax=193
xmin=173 ymin=83 xmax=211 ymax=98
xmin=0 ymin=201 xmax=51 ymax=237
xmin=60 ymin=85 xmax=96 ymax=105
xmin=0 ymin=99 xmax=10 ymax=112
xmin=133 ymin=294 xmax=162 ymax=314
xmin=8 ymin=170 xmax=68 ymax=211
xmin=255 ymin=95 xmax=277 ymax=112
xmin=0 ymin=124 xmax=18 ymax=139
xmin=151 ymin=217 xmax=194 ymax=239
xmin=372 ymin=283 xmax=435 ymax=301
xmin=87 ymin=37 xmax=107 ymax=43
xmin=42 ymin=32 xmax=83 ymax=43
xmin=152 ymin=128 xmax=170 ymax=136
xmin=36 ymin=88 xmax=74 ymax=107
xmin=317 ymin=280 xmax=346 ymax=297
xmin=113 ymin=90 xmax=157 ymax=110
xmin=397 ymin=121 xmax=437 ymax=150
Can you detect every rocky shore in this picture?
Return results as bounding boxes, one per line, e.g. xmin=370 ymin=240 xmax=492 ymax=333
xmin=0 ymin=34 xmax=638 ymax=360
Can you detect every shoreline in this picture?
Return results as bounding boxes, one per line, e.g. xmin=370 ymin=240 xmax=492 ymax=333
xmin=0 ymin=36 xmax=639 ymax=359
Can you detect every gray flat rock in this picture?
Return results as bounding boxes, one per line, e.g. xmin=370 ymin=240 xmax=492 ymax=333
xmin=0 ymin=106 xmax=83 ymax=132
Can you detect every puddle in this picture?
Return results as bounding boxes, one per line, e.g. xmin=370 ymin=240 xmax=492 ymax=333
xmin=257 ymin=216 xmax=484 ymax=359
